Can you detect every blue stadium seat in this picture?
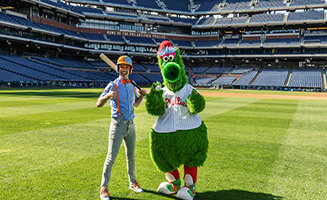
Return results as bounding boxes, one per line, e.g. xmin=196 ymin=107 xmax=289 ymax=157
xmin=253 ymin=68 xmax=288 ymax=86
xmin=0 ymin=13 xmax=20 ymax=25
xmin=0 ymin=55 xmax=62 ymax=81
xmin=171 ymin=40 xmax=192 ymax=47
xmin=147 ymin=16 xmax=170 ymax=22
xmin=48 ymin=57 xmax=97 ymax=70
xmin=304 ymin=36 xmax=327 ymax=44
xmin=205 ymin=66 xmax=233 ymax=74
xmin=230 ymin=67 xmax=254 ymax=74
xmin=215 ymin=17 xmax=232 ymax=25
xmin=141 ymin=73 xmax=164 ymax=83
xmin=59 ymin=28 xmax=83 ymax=38
xmin=34 ymin=22 xmax=66 ymax=35
xmin=288 ymin=68 xmax=322 ymax=88
xmin=212 ymin=76 xmax=236 ymax=85
xmin=250 ymin=13 xmax=284 ymax=23
xmin=231 ymin=17 xmax=248 ymax=24
xmin=102 ymin=0 xmax=133 ymax=6
xmin=220 ymin=38 xmax=239 ymax=47
xmin=8 ymin=15 xmax=41 ymax=29
xmin=239 ymin=40 xmax=261 ymax=46
xmin=132 ymin=63 xmax=147 ymax=72
xmin=125 ymin=36 xmax=156 ymax=45
xmin=72 ymin=6 xmax=103 ymax=14
xmin=80 ymin=32 xmax=106 ymax=40
xmin=255 ymin=0 xmax=285 ymax=9
xmin=235 ymin=1 xmax=252 ymax=10
xmin=194 ymin=77 xmax=215 ymax=85
xmin=195 ymin=40 xmax=220 ymax=47
xmin=129 ymin=73 xmax=150 ymax=85
xmin=288 ymin=11 xmax=324 ymax=21
xmin=193 ymin=0 xmax=221 ymax=12
xmin=0 ymin=68 xmax=34 ymax=82
xmin=263 ymin=38 xmax=300 ymax=46
xmin=40 ymin=0 xmax=59 ymax=7
xmin=142 ymin=64 xmax=161 ymax=72
xmin=233 ymin=70 xmax=259 ymax=85
xmin=291 ymin=0 xmax=324 ymax=6
xmin=221 ymin=0 xmax=251 ymax=11
xmin=30 ymin=57 xmax=94 ymax=81
xmin=198 ymin=17 xmax=215 ymax=25
xmin=134 ymin=0 xmax=161 ymax=9
xmin=169 ymin=17 xmax=196 ymax=24
xmin=191 ymin=66 xmax=210 ymax=74
xmin=106 ymin=12 xmax=138 ymax=20
xmin=106 ymin=34 xmax=125 ymax=42
xmin=163 ymin=0 xmax=190 ymax=12
xmin=68 ymin=70 xmax=113 ymax=81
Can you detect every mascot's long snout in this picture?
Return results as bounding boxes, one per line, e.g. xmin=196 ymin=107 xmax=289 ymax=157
xmin=162 ymin=62 xmax=181 ymax=83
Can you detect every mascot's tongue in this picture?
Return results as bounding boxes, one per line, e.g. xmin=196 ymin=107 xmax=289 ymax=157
xmin=163 ymin=62 xmax=181 ymax=83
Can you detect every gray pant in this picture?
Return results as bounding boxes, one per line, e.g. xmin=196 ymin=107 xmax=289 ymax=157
xmin=101 ymin=118 xmax=136 ymax=188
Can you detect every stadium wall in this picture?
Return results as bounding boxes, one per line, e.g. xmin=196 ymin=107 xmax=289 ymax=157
xmin=32 ymin=16 xmax=218 ymax=41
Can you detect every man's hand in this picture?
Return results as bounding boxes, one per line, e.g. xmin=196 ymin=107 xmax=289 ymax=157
xmin=105 ymin=88 xmax=116 ymax=100
xmin=135 ymin=89 xmax=146 ymax=107
xmin=139 ymin=89 xmax=147 ymax=97
xmin=97 ymin=87 xmax=115 ymax=107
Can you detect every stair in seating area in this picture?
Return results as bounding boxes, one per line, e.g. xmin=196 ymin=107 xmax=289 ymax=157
xmin=284 ymin=68 xmax=293 ymax=86
xmin=249 ymin=67 xmax=262 ymax=85
xmin=321 ymin=68 xmax=326 ymax=89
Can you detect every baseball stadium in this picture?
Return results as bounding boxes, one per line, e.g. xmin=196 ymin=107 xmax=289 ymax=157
xmin=1 ymin=0 xmax=327 ymax=199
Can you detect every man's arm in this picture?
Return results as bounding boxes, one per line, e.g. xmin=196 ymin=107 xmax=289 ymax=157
xmin=134 ymin=89 xmax=147 ymax=108
xmin=97 ymin=87 xmax=116 ymax=107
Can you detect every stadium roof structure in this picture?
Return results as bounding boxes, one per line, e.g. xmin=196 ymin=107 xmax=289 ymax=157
xmin=62 ymin=0 xmax=327 ymax=15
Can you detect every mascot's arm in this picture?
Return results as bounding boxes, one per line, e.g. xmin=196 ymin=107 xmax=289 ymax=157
xmin=145 ymin=82 xmax=166 ymax=116
xmin=187 ymin=89 xmax=205 ymax=114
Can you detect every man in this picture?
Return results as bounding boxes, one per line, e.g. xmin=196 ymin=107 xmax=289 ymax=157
xmin=97 ymin=55 xmax=147 ymax=200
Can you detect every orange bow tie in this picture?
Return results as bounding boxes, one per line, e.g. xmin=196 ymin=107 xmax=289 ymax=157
xmin=122 ymin=79 xmax=131 ymax=84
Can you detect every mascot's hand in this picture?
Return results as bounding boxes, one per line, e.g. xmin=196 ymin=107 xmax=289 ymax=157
xmin=187 ymin=89 xmax=205 ymax=114
xmin=145 ymin=82 xmax=165 ymax=116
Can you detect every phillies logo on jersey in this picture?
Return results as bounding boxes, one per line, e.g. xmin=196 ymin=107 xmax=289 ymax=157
xmin=165 ymin=97 xmax=187 ymax=108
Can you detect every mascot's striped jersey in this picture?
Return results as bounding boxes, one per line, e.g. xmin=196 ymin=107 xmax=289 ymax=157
xmin=153 ymin=83 xmax=202 ymax=133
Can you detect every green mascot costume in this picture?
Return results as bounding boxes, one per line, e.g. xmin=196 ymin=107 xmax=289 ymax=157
xmin=145 ymin=40 xmax=208 ymax=200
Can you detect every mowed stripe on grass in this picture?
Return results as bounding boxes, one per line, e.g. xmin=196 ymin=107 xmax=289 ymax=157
xmin=198 ymin=99 xmax=298 ymax=199
xmin=268 ymin=100 xmax=327 ymax=199
xmin=1 ymin=89 xmax=327 ymax=199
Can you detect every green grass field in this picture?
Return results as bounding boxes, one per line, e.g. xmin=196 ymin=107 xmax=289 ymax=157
xmin=1 ymin=88 xmax=327 ymax=200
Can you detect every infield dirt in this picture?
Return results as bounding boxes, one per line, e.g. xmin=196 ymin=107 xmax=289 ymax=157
xmin=144 ymin=88 xmax=327 ymax=100
xmin=199 ymin=89 xmax=327 ymax=100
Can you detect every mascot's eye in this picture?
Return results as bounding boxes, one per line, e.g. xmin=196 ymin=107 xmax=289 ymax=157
xmin=163 ymin=56 xmax=169 ymax=62
xmin=168 ymin=54 xmax=174 ymax=61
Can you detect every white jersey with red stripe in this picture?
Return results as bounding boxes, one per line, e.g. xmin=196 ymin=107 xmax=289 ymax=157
xmin=153 ymin=83 xmax=202 ymax=133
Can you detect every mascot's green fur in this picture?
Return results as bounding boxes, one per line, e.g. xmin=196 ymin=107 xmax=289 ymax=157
xmin=145 ymin=40 xmax=208 ymax=200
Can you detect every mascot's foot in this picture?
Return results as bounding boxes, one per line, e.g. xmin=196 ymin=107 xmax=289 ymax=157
xmin=176 ymin=185 xmax=196 ymax=200
xmin=157 ymin=182 xmax=179 ymax=195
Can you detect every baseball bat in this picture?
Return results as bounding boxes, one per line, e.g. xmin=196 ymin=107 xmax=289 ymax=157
xmin=131 ymin=80 xmax=142 ymax=91
xmin=100 ymin=53 xmax=117 ymax=72
xmin=99 ymin=53 xmax=142 ymax=91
